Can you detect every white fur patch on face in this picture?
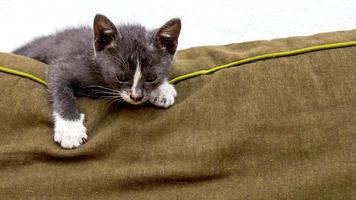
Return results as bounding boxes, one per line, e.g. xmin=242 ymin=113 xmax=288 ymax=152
xmin=131 ymin=57 xmax=142 ymax=97
xmin=149 ymin=80 xmax=177 ymax=108
xmin=53 ymin=112 xmax=87 ymax=149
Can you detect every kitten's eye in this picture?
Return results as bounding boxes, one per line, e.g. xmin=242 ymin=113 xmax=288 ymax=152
xmin=117 ymin=75 xmax=129 ymax=82
xmin=145 ymin=74 xmax=157 ymax=82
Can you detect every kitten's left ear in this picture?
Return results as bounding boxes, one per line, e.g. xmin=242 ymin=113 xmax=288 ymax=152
xmin=155 ymin=18 xmax=181 ymax=55
xmin=93 ymin=14 xmax=120 ymax=52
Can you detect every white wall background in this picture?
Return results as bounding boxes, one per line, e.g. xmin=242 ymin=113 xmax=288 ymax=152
xmin=0 ymin=0 xmax=355 ymax=52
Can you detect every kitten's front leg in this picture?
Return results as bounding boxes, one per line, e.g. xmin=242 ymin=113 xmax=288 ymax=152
xmin=149 ymin=80 xmax=177 ymax=108
xmin=49 ymin=82 xmax=87 ymax=149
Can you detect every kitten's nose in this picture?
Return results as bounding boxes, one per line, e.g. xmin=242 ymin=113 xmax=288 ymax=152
xmin=129 ymin=93 xmax=144 ymax=102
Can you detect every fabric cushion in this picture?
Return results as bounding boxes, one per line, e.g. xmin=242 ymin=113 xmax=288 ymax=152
xmin=0 ymin=29 xmax=355 ymax=199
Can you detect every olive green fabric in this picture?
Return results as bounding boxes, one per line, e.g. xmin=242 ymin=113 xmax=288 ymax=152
xmin=0 ymin=30 xmax=355 ymax=199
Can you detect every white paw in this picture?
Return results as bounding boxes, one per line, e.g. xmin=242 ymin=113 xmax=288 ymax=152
xmin=53 ymin=112 xmax=88 ymax=149
xmin=149 ymin=80 xmax=177 ymax=108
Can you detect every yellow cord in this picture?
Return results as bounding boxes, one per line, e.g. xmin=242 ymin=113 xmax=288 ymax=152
xmin=168 ymin=40 xmax=356 ymax=84
xmin=0 ymin=66 xmax=47 ymax=86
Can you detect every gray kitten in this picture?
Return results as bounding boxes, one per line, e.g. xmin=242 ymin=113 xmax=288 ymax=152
xmin=13 ymin=14 xmax=181 ymax=149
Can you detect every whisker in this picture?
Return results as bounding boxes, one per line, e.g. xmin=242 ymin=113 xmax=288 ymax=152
xmin=92 ymin=91 xmax=121 ymax=96
xmin=106 ymin=96 xmax=125 ymax=107
xmin=105 ymin=54 xmax=126 ymax=66
xmin=106 ymin=53 xmax=129 ymax=69
xmin=112 ymin=98 xmax=124 ymax=104
xmin=82 ymin=84 xmax=126 ymax=107
xmin=86 ymin=85 xmax=117 ymax=92
xmin=111 ymin=48 xmax=129 ymax=70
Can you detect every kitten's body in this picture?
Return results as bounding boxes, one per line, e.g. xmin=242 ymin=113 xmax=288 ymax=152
xmin=14 ymin=26 xmax=94 ymax=64
xmin=14 ymin=15 xmax=181 ymax=149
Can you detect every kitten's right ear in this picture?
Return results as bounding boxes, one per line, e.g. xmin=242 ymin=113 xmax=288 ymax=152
xmin=155 ymin=18 xmax=181 ymax=55
xmin=93 ymin=14 xmax=120 ymax=52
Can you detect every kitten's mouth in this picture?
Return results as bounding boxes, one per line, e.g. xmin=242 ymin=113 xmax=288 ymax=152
xmin=120 ymin=93 xmax=147 ymax=105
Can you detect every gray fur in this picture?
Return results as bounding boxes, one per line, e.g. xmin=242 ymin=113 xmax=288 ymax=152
xmin=13 ymin=14 xmax=181 ymax=120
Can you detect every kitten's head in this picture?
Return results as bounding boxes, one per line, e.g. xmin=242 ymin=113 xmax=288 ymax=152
xmin=93 ymin=14 xmax=181 ymax=105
